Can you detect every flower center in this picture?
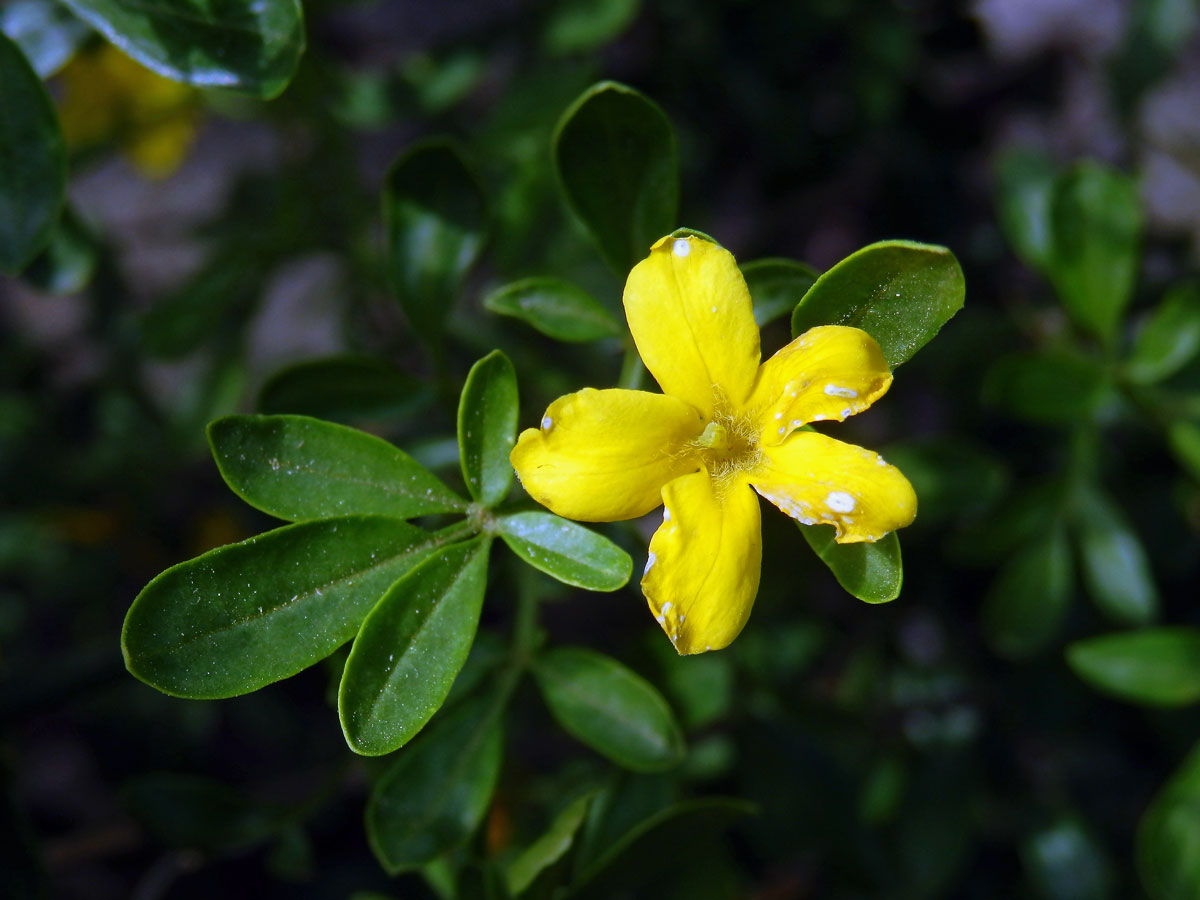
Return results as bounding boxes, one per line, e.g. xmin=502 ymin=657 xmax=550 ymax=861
xmin=691 ymin=410 xmax=761 ymax=483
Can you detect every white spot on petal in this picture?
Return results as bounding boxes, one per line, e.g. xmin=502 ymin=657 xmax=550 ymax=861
xmin=826 ymin=491 xmax=856 ymax=513
xmin=644 ymin=552 xmax=657 ymax=575
xmin=774 ymin=412 xmax=783 ymax=420
xmin=824 ymin=384 xmax=858 ymax=399
xmin=841 ymin=407 xmax=852 ymax=418
xmin=663 ymin=507 xmax=672 ymax=521
xmin=673 ymin=238 xmax=690 ymax=257
xmin=778 ymin=426 xmax=786 ymax=435
xmin=541 ymin=416 xmax=553 ymax=430
xmin=661 ymin=601 xmax=673 ymax=616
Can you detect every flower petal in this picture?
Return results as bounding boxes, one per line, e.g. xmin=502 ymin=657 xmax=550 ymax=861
xmin=511 ymin=388 xmax=704 ymax=522
xmin=750 ymin=326 xmax=892 ymax=446
xmin=623 ymin=235 xmax=760 ymax=417
xmin=751 ymin=431 xmax=916 ymax=542
xmin=643 ymin=471 xmax=762 ymax=655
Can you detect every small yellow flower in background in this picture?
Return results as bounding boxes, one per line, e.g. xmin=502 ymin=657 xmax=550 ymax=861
xmin=57 ymin=43 xmax=198 ymax=179
xmin=511 ymin=234 xmax=917 ymax=654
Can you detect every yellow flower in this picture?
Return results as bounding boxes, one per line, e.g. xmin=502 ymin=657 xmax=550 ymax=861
xmin=511 ymin=234 xmax=917 ymax=654
xmin=57 ymin=43 xmax=198 ymax=179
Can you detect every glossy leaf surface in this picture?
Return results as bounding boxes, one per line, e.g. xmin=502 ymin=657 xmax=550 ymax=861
xmin=59 ymin=0 xmax=305 ymax=97
xmin=339 ymin=538 xmax=491 ymax=756
xmin=1074 ymin=488 xmax=1158 ymax=626
xmin=800 ymin=524 xmax=902 ymax=604
xmin=790 ymin=241 xmax=965 ymax=367
xmin=484 ymin=277 xmax=621 ymax=342
xmin=0 ymin=30 xmax=65 ymax=274
xmin=497 ymin=511 xmax=631 ymax=591
xmin=123 ymin=516 xmax=440 ymax=697
xmin=366 ymin=696 xmax=503 ymax=872
xmin=1067 ymin=628 xmax=1200 ymax=707
xmin=385 ymin=138 xmax=486 ymax=341
xmin=533 ymin=646 xmax=684 ymax=772
xmin=505 ymin=791 xmax=595 ymax=895
xmin=994 ymin=147 xmax=1057 ymax=271
xmin=553 ymin=81 xmax=678 ymax=273
xmin=1127 ymin=282 xmax=1200 ymax=384
xmin=458 ymin=351 xmax=518 ymax=507
xmin=208 ymin=415 xmax=464 ymax=522
xmin=1047 ymin=162 xmax=1142 ymax=343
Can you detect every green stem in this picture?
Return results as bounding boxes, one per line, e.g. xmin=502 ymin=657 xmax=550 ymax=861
xmin=431 ymin=516 xmax=481 ymax=547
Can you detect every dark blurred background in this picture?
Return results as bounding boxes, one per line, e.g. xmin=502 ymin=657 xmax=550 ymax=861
xmin=3 ymin=0 xmax=1200 ymax=898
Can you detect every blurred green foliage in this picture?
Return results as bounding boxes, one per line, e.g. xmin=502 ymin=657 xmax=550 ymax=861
xmin=4 ymin=1 xmax=1200 ymax=899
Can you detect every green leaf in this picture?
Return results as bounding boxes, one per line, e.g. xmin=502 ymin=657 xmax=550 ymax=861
xmin=533 ymin=646 xmax=685 ymax=772
xmin=994 ymin=147 xmax=1057 ymax=271
xmin=542 ymin=0 xmax=640 ymax=56
xmin=1137 ymin=742 xmax=1200 ymax=900
xmin=208 ymin=414 xmax=465 ymax=523
xmin=505 ymin=791 xmax=595 ymax=895
xmin=123 ymin=516 xmax=443 ymax=698
xmin=1169 ymin=420 xmax=1200 ymax=481
xmin=1047 ymin=162 xmax=1142 ymax=344
xmin=1022 ymin=816 xmax=1113 ymax=900
xmin=366 ymin=695 xmax=503 ymax=873
xmin=789 ymin=241 xmax=965 ymax=367
xmin=1073 ymin=488 xmax=1158 ymax=626
xmin=742 ymin=257 xmax=820 ymax=327
xmin=483 ymin=277 xmax=621 ymax=342
xmin=981 ymin=528 xmax=1073 ymax=659
xmin=339 ymin=537 xmax=492 ymax=756
xmin=458 ymin=351 xmax=518 ymax=507
xmin=1126 ymin=282 xmax=1200 ymax=384
xmin=384 ymin=137 xmax=487 ymax=342
xmin=1066 ymin=628 xmax=1200 ymax=707
xmin=0 ymin=30 xmax=65 ymax=274
xmin=552 ymin=81 xmax=678 ymax=274
xmin=497 ymin=511 xmax=631 ymax=591
xmin=0 ymin=0 xmax=89 ymax=77
xmin=258 ymin=356 xmax=433 ymax=424
xmin=983 ymin=352 xmax=1108 ymax=424
xmin=57 ymin=0 xmax=304 ymax=97
xmin=123 ymin=774 xmax=276 ymax=853
xmin=799 ymin=524 xmax=902 ymax=604
xmin=570 ymin=798 xmax=755 ymax=898
xmin=21 ymin=205 xmax=99 ymax=295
